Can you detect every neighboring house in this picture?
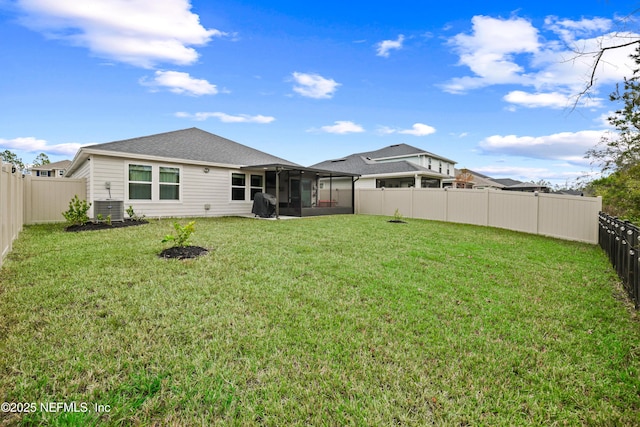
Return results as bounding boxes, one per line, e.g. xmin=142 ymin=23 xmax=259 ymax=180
xmin=450 ymin=169 xmax=508 ymax=190
xmin=311 ymin=143 xmax=457 ymax=189
xmin=502 ymin=182 xmax=551 ymax=193
xmin=30 ymin=160 xmax=71 ymax=178
xmin=65 ymin=128 xmax=358 ymax=219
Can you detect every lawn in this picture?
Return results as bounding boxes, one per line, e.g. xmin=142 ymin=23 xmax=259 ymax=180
xmin=0 ymin=215 xmax=639 ymax=426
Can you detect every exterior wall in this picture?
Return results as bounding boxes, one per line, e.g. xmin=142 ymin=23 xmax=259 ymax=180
xmin=85 ymin=155 xmax=260 ymax=218
xmin=356 ymin=188 xmax=602 ymax=244
xmin=374 ymin=154 xmax=455 ymax=176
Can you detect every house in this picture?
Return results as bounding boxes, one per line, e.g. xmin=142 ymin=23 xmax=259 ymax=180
xmin=65 ymin=128 xmax=358 ymax=219
xmin=30 ymin=160 xmax=71 ymax=178
xmin=310 ymin=143 xmax=457 ymax=189
xmin=449 ymin=169 xmax=507 ymax=190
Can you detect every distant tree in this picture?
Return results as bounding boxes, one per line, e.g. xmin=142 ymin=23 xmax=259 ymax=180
xmin=586 ymin=45 xmax=640 ymax=221
xmin=0 ymin=150 xmax=25 ymax=169
xmin=32 ymin=152 xmax=50 ymax=167
xmin=532 ymin=179 xmax=552 ymax=187
xmin=586 ymin=163 xmax=640 ymax=222
xmin=454 ymin=169 xmax=474 ymax=188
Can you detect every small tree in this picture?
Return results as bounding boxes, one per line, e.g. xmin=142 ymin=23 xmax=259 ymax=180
xmin=62 ymin=195 xmax=91 ymax=226
xmin=162 ymin=221 xmax=196 ymax=247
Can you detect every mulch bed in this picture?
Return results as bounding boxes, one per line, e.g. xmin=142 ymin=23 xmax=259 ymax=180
xmin=65 ymin=219 xmax=149 ymax=232
xmin=159 ymin=246 xmax=209 ymax=260
xmin=65 ymin=218 xmax=209 ymax=260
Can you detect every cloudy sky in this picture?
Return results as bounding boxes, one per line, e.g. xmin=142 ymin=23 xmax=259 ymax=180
xmin=1 ymin=0 xmax=639 ymax=186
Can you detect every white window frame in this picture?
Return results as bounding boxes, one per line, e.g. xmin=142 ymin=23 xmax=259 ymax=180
xmin=159 ymin=166 xmax=181 ymax=201
xmin=126 ymin=162 xmax=182 ymax=202
xmin=231 ymin=172 xmax=247 ymax=201
xmin=250 ymin=174 xmax=264 ymax=200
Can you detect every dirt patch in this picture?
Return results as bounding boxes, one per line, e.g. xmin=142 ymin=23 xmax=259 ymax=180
xmin=159 ymin=246 xmax=209 ymax=260
xmin=387 ymin=220 xmax=407 ymax=224
xmin=65 ymin=219 xmax=149 ymax=232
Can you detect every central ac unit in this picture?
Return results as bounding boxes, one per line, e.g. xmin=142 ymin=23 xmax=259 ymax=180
xmin=94 ymin=200 xmax=124 ymax=222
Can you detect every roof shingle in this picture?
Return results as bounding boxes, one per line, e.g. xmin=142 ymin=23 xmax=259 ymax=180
xmin=87 ymin=128 xmax=300 ymax=167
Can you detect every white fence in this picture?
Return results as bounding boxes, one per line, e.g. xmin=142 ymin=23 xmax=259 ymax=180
xmin=0 ymin=160 xmax=86 ymax=268
xmin=0 ymin=171 xmax=604 ymax=268
xmin=0 ymin=162 xmax=24 ymax=268
xmin=355 ymin=188 xmax=602 ymax=244
xmin=24 ymin=175 xmax=86 ymax=224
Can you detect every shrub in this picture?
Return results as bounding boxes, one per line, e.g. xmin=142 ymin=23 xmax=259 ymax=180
xmin=162 ymin=221 xmax=196 ymax=247
xmin=62 ymin=195 xmax=91 ymax=226
xmin=126 ymin=205 xmax=145 ymax=221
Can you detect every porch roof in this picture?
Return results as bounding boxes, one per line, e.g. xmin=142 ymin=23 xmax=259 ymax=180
xmin=242 ymin=163 xmax=360 ymax=178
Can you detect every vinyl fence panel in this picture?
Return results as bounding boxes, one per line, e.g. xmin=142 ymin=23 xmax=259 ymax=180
xmin=355 ymin=188 xmax=602 ymax=244
xmin=24 ymin=176 xmax=86 ymax=224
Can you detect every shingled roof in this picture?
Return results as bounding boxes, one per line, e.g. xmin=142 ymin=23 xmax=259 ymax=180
xmin=310 ymin=143 xmax=454 ymax=177
xmin=71 ymin=128 xmax=300 ymax=169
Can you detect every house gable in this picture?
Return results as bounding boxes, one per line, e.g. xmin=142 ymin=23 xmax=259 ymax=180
xmin=67 ymin=127 xmax=299 ymax=176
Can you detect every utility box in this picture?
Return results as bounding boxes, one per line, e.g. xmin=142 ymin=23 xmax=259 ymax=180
xmin=94 ymin=200 xmax=124 ymax=222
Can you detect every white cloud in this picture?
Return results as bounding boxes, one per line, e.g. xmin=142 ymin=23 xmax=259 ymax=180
xmin=141 ymin=70 xmax=217 ymax=96
xmin=503 ymin=90 xmax=576 ymax=109
xmin=443 ymin=14 xmax=639 ymax=102
xmin=375 ymin=126 xmax=396 ymax=135
xmin=399 ymin=123 xmax=436 ymax=136
xmin=378 ymin=123 xmax=436 ymax=136
xmin=291 ymin=72 xmax=340 ymax=99
xmin=376 ymin=34 xmax=405 ymax=57
xmin=16 ymin=0 xmax=223 ymax=68
xmin=478 ymin=130 xmax=606 ymax=165
xmin=175 ymin=111 xmax=275 ymax=123
xmin=317 ymin=121 xmax=365 ymax=134
xmin=0 ymin=137 xmax=84 ymax=156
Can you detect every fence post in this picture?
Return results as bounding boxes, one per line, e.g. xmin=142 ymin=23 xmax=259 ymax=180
xmin=598 ymin=212 xmax=640 ymax=309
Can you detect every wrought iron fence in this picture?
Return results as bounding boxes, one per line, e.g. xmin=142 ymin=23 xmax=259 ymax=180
xmin=598 ymin=212 xmax=640 ymax=309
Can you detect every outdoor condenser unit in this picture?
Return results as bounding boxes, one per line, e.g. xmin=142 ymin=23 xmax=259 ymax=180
xmin=94 ymin=200 xmax=124 ymax=222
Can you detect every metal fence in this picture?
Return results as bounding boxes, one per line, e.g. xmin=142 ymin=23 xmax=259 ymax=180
xmin=598 ymin=212 xmax=639 ymax=309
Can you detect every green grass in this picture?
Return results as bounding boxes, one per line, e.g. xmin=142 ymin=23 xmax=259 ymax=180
xmin=0 ymin=215 xmax=639 ymax=426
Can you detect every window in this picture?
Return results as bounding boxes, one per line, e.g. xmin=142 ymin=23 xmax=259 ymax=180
xmin=159 ymin=167 xmax=180 ymax=200
xmin=129 ymin=164 xmax=152 ymax=200
xmin=58 ymin=170 xmax=65 ymax=177
xmin=231 ymin=173 xmax=246 ymax=200
xmin=250 ymin=174 xmax=263 ymax=200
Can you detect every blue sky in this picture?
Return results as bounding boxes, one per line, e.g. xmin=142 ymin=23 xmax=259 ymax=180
xmin=1 ymin=0 xmax=639 ymax=186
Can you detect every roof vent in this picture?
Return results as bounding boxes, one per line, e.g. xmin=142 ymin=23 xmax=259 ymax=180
xmin=390 ymin=144 xmax=400 ymax=147
xmin=331 ymin=158 xmax=347 ymax=163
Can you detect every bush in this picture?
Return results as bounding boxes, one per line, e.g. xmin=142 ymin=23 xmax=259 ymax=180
xmin=62 ymin=195 xmax=91 ymax=226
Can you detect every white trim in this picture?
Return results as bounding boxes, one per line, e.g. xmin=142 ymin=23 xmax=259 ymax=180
xmin=229 ymin=171 xmax=265 ymax=202
xmin=125 ymin=161 xmax=183 ymax=203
